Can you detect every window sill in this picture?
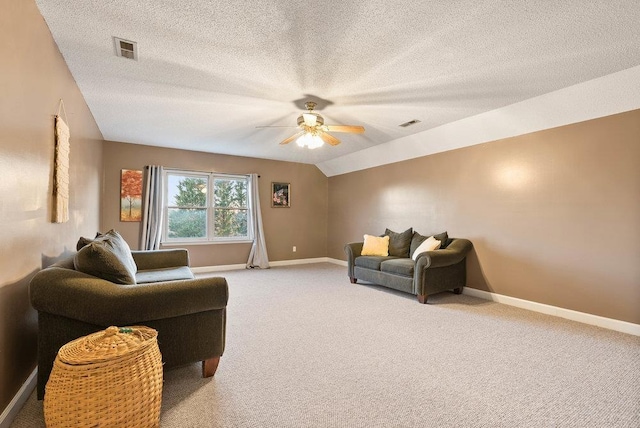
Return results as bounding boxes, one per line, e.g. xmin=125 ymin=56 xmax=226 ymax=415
xmin=162 ymin=240 xmax=253 ymax=247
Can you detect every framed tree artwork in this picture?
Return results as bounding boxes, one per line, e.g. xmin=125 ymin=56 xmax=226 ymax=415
xmin=120 ymin=169 xmax=143 ymax=221
xmin=271 ymin=182 xmax=291 ymax=208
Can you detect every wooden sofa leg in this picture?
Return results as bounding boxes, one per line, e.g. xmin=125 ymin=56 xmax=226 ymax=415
xmin=349 ymin=277 xmax=357 ymax=284
xmin=417 ymin=294 xmax=428 ymax=304
xmin=453 ymin=287 xmax=463 ymax=295
xmin=202 ymin=356 xmax=220 ymax=378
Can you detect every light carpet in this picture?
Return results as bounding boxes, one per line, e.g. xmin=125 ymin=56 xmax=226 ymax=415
xmin=11 ymin=263 xmax=640 ymax=427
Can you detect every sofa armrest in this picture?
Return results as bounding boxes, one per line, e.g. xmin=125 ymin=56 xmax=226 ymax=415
xmin=344 ymin=242 xmax=364 ymax=277
xmin=414 ymin=238 xmax=473 ymax=269
xmin=132 ymin=249 xmax=190 ymax=270
xmin=412 ymin=238 xmax=472 ymax=295
xmin=30 ymin=267 xmax=228 ymax=326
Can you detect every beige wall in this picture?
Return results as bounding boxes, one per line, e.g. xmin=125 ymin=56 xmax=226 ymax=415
xmin=328 ymin=110 xmax=640 ymax=324
xmin=2 ymin=1 xmax=638 ymax=418
xmin=101 ymin=141 xmax=328 ymax=266
xmin=0 ymin=0 xmax=104 ymax=414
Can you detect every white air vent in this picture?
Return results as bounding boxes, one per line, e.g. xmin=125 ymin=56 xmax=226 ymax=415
xmin=399 ymin=119 xmax=421 ymax=127
xmin=114 ymin=37 xmax=137 ymax=60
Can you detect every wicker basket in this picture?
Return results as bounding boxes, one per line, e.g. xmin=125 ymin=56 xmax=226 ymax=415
xmin=44 ymin=326 xmax=163 ymax=428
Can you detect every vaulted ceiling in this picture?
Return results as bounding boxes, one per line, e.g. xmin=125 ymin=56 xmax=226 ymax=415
xmin=36 ymin=1 xmax=640 ymax=168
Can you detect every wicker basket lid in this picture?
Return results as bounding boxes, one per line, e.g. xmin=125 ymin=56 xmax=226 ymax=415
xmin=57 ymin=326 xmax=158 ymax=365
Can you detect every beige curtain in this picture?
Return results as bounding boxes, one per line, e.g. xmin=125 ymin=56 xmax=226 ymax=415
xmin=140 ymin=165 xmax=164 ymax=250
xmin=247 ymin=173 xmax=269 ymax=268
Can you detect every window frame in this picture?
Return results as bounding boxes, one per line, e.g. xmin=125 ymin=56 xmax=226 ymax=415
xmin=162 ymin=170 xmax=252 ymax=244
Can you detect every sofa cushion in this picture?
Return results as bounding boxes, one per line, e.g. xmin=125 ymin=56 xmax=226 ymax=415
xmin=411 ymin=236 xmax=442 ymax=260
xmin=136 ymin=266 xmax=195 ymax=284
xmin=410 ymin=231 xmax=449 ymax=257
xmin=385 ymin=228 xmax=413 ymax=258
xmin=380 ymin=258 xmax=415 ymax=277
xmin=74 ymin=230 xmax=138 ymax=284
xmin=361 ymin=234 xmax=390 ymax=256
xmin=355 ymin=255 xmax=399 ymax=271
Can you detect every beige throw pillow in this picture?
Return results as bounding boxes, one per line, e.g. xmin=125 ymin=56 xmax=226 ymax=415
xmin=411 ymin=236 xmax=441 ymax=260
xmin=361 ymin=234 xmax=390 ymax=256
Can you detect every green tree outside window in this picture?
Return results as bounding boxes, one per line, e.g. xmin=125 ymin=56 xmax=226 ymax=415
xmin=166 ymin=173 xmax=249 ymax=241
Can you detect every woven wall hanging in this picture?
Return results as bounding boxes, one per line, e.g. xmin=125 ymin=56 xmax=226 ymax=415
xmin=53 ymin=99 xmax=70 ymax=223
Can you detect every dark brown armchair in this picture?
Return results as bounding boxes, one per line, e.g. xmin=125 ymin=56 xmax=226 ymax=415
xmin=30 ymin=248 xmax=228 ymax=399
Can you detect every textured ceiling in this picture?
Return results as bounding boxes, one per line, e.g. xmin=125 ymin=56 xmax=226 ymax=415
xmin=36 ymin=0 xmax=640 ymax=165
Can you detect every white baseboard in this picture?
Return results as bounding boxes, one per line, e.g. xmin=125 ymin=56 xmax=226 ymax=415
xmin=0 ymin=368 xmax=36 ymax=428
xmin=191 ymin=263 xmax=247 ymax=273
xmin=463 ymin=287 xmax=640 ymax=336
xmin=269 ymin=257 xmax=331 ymax=267
xmin=192 ymin=257 xmax=346 ymax=273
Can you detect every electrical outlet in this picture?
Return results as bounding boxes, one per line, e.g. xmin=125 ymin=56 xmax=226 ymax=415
xmin=293 ymin=246 xmax=297 ymax=252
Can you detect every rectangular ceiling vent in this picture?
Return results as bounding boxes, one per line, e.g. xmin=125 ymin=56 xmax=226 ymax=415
xmin=399 ymin=119 xmax=421 ymax=127
xmin=114 ymin=37 xmax=138 ymax=60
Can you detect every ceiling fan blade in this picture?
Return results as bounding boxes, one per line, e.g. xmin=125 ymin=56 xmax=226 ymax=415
xmin=320 ymin=132 xmax=341 ymax=146
xmin=302 ymin=113 xmax=317 ymax=126
xmin=256 ymin=125 xmax=299 ymax=128
xmin=280 ymin=132 xmax=304 ymax=145
xmin=325 ymin=125 xmax=365 ymax=133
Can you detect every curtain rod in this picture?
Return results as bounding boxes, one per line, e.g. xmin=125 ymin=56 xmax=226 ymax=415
xmin=149 ymin=166 xmax=259 ymax=177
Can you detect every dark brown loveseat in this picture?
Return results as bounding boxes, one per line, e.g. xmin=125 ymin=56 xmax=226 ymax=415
xmin=30 ymin=234 xmax=228 ymax=399
xmin=345 ymin=229 xmax=472 ymax=303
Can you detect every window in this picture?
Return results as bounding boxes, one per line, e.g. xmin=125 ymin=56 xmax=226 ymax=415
xmin=164 ymin=171 xmax=251 ymax=243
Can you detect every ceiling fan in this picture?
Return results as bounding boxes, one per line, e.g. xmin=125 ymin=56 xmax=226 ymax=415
xmin=258 ymin=102 xmax=365 ymax=149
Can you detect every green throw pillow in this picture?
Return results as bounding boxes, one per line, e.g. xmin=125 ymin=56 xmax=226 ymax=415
xmin=410 ymin=232 xmax=427 ymax=258
xmin=74 ymin=230 xmax=137 ymax=284
xmin=433 ymin=231 xmax=449 ymax=248
xmin=76 ymin=232 xmax=103 ymax=251
xmin=385 ymin=228 xmax=413 ymax=258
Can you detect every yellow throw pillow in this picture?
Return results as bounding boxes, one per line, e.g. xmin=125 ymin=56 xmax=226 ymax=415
xmin=361 ymin=234 xmax=390 ymax=256
xmin=411 ymin=236 xmax=441 ymax=260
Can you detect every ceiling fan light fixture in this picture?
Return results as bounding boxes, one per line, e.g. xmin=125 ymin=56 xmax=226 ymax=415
xmin=302 ymin=113 xmax=317 ymax=126
xmin=297 ymin=113 xmax=323 ymax=127
xmin=296 ymin=133 xmax=324 ymax=149
xmin=270 ymin=100 xmax=363 ymax=148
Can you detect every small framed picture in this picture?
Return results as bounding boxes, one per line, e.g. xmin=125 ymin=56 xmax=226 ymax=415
xmin=120 ymin=169 xmax=143 ymax=221
xmin=271 ymin=182 xmax=291 ymax=208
